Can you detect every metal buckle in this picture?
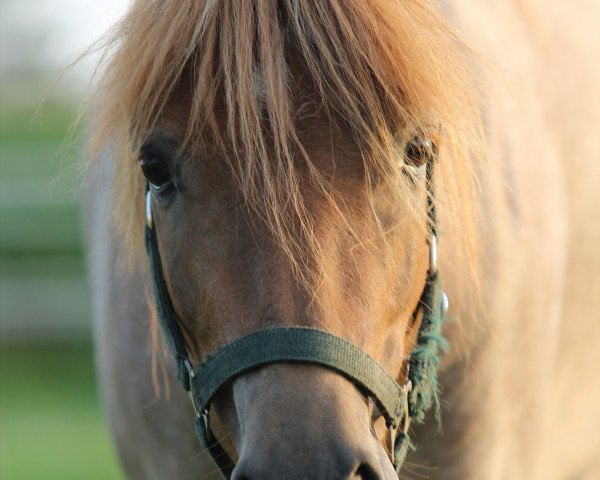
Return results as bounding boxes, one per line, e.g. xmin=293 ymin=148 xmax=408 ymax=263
xmin=428 ymin=234 xmax=437 ymax=274
xmin=146 ymin=190 xmax=153 ymax=229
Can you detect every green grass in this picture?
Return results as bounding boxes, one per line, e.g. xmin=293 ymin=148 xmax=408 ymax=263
xmin=0 ymin=345 xmax=123 ymax=480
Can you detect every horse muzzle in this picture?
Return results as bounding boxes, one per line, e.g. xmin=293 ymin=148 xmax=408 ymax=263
xmin=226 ymin=364 xmax=398 ymax=480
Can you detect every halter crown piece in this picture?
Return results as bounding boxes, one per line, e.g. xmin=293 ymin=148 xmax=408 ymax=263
xmin=143 ymin=141 xmax=448 ymax=478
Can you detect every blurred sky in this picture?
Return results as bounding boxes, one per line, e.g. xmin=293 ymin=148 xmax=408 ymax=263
xmin=1 ymin=0 xmax=129 ymax=101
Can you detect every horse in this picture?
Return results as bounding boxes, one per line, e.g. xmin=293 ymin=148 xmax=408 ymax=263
xmin=85 ymin=0 xmax=600 ymax=478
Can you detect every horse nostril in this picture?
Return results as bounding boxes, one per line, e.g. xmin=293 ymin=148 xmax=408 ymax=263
xmin=233 ymin=466 xmax=383 ymax=480
xmin=355 ymin=462 xmax=384 ymax=480
xmin=232 ymin=453 xmax=385 ymax=480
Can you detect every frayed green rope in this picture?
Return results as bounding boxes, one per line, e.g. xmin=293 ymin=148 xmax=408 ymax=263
xmin=395 ymin=271 xmax=449 ymax=472
xmin=408 ymin=272 xmax=448 ymax=424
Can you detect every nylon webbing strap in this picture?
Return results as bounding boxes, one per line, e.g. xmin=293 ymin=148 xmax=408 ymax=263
xmin=195 ymin=415 xmax=235 ymax=479
xmin=191 ymin=327 xmax=407 ymax=428
xmin=145 ymin=218 xmax=192 ymax=390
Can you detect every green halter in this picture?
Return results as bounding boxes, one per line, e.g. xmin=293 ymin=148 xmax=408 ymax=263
xmin=144 ymin=143 xmax=448 ymax=478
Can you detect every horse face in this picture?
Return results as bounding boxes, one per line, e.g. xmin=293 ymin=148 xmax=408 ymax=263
xmin=140 ymin=84 xmax=430 ymax=478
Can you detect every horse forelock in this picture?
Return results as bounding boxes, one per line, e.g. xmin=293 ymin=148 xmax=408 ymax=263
xmin=87 ymin=0 xmax=484 ymax=327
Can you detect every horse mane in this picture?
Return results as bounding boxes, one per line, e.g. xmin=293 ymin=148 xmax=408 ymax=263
xmin=88 ymin=0 xmax=483 ymax=323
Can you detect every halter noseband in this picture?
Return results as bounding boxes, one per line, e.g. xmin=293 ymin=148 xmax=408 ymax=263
xmin=143 ymin=146 xmax=448 ymax=478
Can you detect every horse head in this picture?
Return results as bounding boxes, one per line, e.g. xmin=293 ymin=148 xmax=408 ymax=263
xmin=90 ymin=1 xmax=480 ymax=477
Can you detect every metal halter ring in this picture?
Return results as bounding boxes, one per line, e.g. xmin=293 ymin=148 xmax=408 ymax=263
xmin=187 ymin=357 xmax=212 ymax=444
xmin=184 ymin=358 xmax=196 ymax=380
xmin=146 ymin=190 xmax=153 ymax=229
xmin=441 ymin=291 xmax=449 ymax=316
xmin=184 ymin=358 xmax=203 ymax=421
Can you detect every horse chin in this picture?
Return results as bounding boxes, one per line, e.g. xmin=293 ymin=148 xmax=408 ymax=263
xmin=218 ymin=363 xmax=398 ymax=480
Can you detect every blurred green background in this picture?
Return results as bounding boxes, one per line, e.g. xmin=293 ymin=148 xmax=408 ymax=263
xmin=1 ymin=1 xmax=127 ymax=478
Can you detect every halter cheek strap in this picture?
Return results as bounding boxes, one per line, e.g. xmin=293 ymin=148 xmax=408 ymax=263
xmin=145 ymin=222 xmax=193 ymax=390
xmin=143 ymin=149 xmax=448 ymax=478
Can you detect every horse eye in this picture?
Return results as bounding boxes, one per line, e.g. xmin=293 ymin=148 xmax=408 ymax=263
xmin=404 ymin=137 xmax=435 ymax=170
xmin=140 ymin=157 xmax=173 ymax=191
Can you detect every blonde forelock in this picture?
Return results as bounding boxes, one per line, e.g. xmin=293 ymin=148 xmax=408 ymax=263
xmin=88 ymin=0 xmax=484 ymax=306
